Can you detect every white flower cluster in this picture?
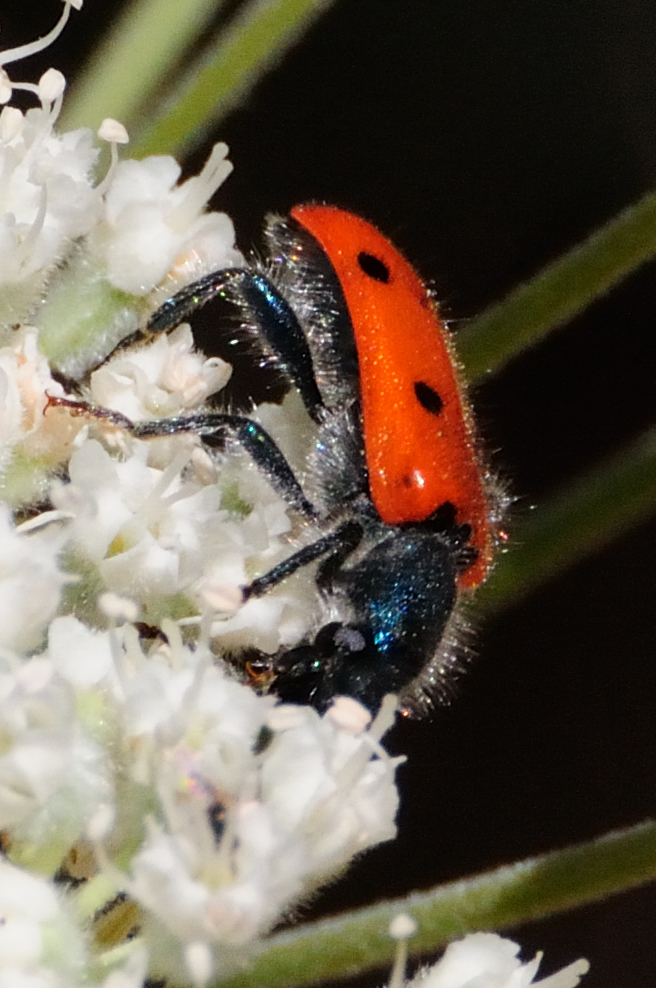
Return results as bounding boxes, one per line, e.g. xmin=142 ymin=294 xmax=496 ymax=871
xmin=0 ymin=6 xmax=404 ymax=986
xmin=0 ymin=0 xmax=240 ymax=378
xmin=0 ymin=610 xmax=399 ymax=984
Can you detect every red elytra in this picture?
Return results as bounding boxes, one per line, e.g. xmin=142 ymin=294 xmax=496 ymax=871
xmin=291 ymin=204 xmax=491 ymax=588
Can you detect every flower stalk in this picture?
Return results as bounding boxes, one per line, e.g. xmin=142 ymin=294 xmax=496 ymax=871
xmin=219 ymin=818 xmax=656 ymax=988
xmin=457 ymin=185 xmax=656 ymax=381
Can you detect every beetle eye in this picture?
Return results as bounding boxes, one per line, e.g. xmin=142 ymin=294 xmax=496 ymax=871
xmin=334 ymin=626 xmax=367 ymax=652
xmin=357 ymin=251 xmax=390 ymax=283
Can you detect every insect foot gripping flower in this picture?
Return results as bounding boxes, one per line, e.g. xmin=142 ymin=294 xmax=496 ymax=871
xmin=32 ymin=136 xmax=242 ymax=381
xmin=0 ymin=1 xmax=241 ymax=507
xmin=0 ymin=6 xmax=238 ymax=475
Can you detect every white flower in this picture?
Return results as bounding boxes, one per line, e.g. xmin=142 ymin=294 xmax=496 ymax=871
xmin=0 ymin=2 xmax=96 ymax=307
xmin=51 ymin=438 xmax=223 ymax=603
xmin=0 ymin=607 xmax=397 ymax=981
xmin=48 ymin=614 xmax=114 ymax=687
xmin=0 ymin=852 xmax=148 ymax=988
xmin=411 ymin=934 xmax=589 ymax=988
xmin=0 ymin=643 xmax=112 ymax=846
xmin=82 ymin=625 xmax=401 ymax=981
xmin=89 ymin=324 xmax=231 ymax=422
xmin=0 ymin=105 xmax=100 ymax=294
xmin=260 ymin=697 xmax=400 ymax=877
xmin=0 ymin=10 xmax=241 ymax=380
xmin=0 ymin=11 xmax=403 ymax=985
xmin=0 ymin=0 xmax=240 ymax=320
xmin=0 ymin=328 xmax=81 ymax=478
xmin=0 ymin=504 xmax=69 ymax=652
xmin=0 ymin=857 xmax=86 ymax=986
xmin=93 ymin=143 xmax=242 ymax=297
xmin=29 ymin=136 xmax=241 ymax=380
xmin=49 ymin=399 xmax=320 ymax=652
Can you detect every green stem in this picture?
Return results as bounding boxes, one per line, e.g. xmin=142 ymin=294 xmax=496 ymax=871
xmin=131 ymin=0 xmax=340 ymax=158
xmin=59 ymin=0 xmax=223 ymax=135
xmin=457 ymin=187 xmax=656 ymax=381
xmin=477 ymin=425 xmax=656 ymax=613
xmin=217 ymin=819 xmax=656 ymax=988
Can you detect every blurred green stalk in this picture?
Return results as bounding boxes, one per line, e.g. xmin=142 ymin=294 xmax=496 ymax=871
xmin=217 ymin=819 xmax=656 ymax=988
xmin=60 ymin=0 xmax=223 ymax=134
xmin=458 ymin=187 xmax=656 ymax=381
xmin=63 ymin=0 xmax=340 ymax=158
xmin=63 ymin=0 xmax=339 ymax=158
xmin=131 ymin=0 xmax=339 ymax=157
xmin=478 ymin=425 xmax=656 ymax=612
xmin=452 ymin=186 xmax=656 ymax=609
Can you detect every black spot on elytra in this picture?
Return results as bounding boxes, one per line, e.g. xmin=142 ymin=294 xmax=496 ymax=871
xmin=414 ymin=381 xmax=443 ymax=415
xmin=358 ymin=251 xmax=390 ymax=283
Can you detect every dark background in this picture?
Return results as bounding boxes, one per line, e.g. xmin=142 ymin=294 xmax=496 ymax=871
xmin=5 ymin=2 xmax=656 ymax=985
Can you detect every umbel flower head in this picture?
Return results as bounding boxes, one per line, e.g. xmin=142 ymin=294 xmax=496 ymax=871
xmin=0 ymin=4 xmax=404 ymax=985
xmin=0 ymin=5 xmax=589 ymax=988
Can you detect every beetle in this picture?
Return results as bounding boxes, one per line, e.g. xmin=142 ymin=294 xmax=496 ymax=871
xmin=61 ymin=206 xmax=503 ymax=714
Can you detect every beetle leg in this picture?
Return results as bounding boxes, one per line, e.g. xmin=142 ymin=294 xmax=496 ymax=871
xmin=148 ymin=269 xmax=325 ymax=423
xmin=132 ymin=412 xmax=318 ymax=520
xmin=244 ymin=520 xmax=363 ymax=599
